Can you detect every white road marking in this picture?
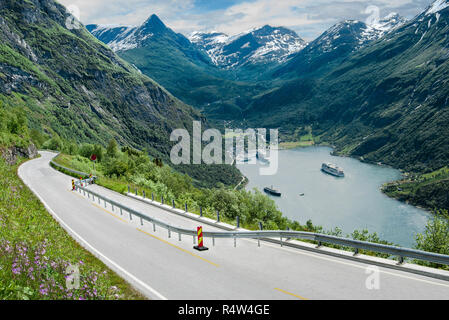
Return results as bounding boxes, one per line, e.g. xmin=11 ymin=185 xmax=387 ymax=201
xmin=18 ymin=162 xmax=168 ymax=300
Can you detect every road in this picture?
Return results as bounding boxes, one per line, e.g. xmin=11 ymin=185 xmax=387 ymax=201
xmin=18 ymin=151 xmax=449 ymax=300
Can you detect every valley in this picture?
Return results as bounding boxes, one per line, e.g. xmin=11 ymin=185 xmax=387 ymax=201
xmin=84 ymin=3 xmax=449 ymax=212
xmin=1 ymin=0 xmax=449 ymax=302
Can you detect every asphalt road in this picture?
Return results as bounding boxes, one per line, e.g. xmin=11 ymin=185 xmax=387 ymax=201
xmin=18 ymin=151 xmax=449 ymax=300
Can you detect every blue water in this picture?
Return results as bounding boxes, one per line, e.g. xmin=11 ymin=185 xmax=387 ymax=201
xmin=237 ymin=146 xmax=430 ymax=247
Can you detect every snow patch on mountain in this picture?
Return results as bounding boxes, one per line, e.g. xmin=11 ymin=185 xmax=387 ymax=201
xmin=426 ymin=0 xmax=449 ymax=15
xmin=190 ymin=26 xmax=307 ymax=68
xmin=89 ymin=25 xmax=140 ymax=52
xmin=318 ymin=13 xmax=406 ymax=53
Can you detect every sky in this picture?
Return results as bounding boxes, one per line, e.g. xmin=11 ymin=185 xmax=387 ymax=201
xmin=57 ymin=0 xmax=435 ymax=41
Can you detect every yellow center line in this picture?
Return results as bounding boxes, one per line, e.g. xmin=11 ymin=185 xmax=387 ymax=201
xmin=71 ymin=190 xmax=87 ymax=200
xmin=69 ymin=190 xmax=218 ymax=267
xmin=68 ymin=190 xmax=128 ymax=224
xmin=136 ymin=228 xmax=220 ymax=268
xmin=91 ymin=202 xmax=129 ymax=224
xmin=275 ymin=288 xmax=309 ymax=300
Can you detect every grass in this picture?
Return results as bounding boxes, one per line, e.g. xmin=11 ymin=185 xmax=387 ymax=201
xmin=0 ymin=157 xmax=145 ymax=300
xmin=53 ymin=153 xmax=405 ymax=260
xmin=279 ymin=133 xmax=316 ymax=150
xmin=52 ymin=153 xmax=286 ymax=230
xmin=279 ymin=140 xmax=315 ymax=149
xmin=382 ymin=166 xmax=449 ymax=211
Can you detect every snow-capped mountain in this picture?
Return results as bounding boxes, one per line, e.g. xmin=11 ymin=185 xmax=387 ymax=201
xmin=272 ymin=13 xmax=407 ymax=78
xmin=87 ymin=14 xmax=190 ymax=52
xmin=425 ymin=0 xmax=449 ymax=15
xmin=190 ymin=25 xmax=307 ymax=69
xmin=315 ymin=13 xmax=407 ymax=54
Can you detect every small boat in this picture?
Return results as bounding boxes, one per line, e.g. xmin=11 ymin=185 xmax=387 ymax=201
xmin=321 ymin=163 xmax=345 ymax=177
xmin=264 ymin=186 xmax=281 ymax=197
xmin=299 ymin=193 xmax=305 ymax=197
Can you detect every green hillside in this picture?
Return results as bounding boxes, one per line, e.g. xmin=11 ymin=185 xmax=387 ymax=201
xmin=245 ymin=8 xmax=449 ymax=176
xmin=0 ymin=0 xmax=200 ymax=157
xmin=0 ymin=0 xmax=241 ymax=187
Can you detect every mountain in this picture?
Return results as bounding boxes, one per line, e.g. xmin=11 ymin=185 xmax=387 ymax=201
xmin=0 ymin=0 xmax=242 ymax=187
xmin=190 ymin=25 xmax=307 ymax=71
xmin=272 ymin=13 xmax=407 ymax=79
xmin=87 ymin=15 xmax=271 ymax=119
xmin=245 ymin=1 xmax=449 ymax=174
xmin=0 ymin=0 xmax=202 ymax=158
xmin=87 ymin=14 xmax=209 ymax=65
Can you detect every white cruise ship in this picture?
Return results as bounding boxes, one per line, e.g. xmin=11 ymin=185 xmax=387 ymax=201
xmin=321 ymin=163 xmax=345 ymax=177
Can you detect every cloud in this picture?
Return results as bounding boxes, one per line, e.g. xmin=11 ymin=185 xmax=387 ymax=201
xmin=56 ymin=0 xmax=195 ymax=25
xmin=56 ymin=0 xmax=433 ymax=41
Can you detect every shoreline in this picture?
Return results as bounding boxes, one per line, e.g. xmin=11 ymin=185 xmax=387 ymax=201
xmin=241 ymin=142 xmax=432 ymax=216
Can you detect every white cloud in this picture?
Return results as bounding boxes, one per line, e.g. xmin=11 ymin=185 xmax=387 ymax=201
xmin=56 ymin=0 xmax=432 ymax=41
xmin=56 ymin=0 xmax=195 ymax=25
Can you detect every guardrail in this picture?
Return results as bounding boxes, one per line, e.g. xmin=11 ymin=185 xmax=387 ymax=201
xmin=71 ymin=179 xmax=449 ymax=266
xmin=49 ymin=153 xmax=449 ymax=267
xmin=48 ymin=153 xmax=96 ymax=180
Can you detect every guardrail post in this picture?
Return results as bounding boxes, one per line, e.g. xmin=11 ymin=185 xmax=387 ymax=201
xmin=152 ymin=193 xmax=154 ymax=201
xmin=354 ymin=248 xmax=359 ymax=256
xmin=236 ymin=216 xmax=240 ymax=228
xmin=168 ymin=228 xmax=171 ymax=238
xmin=129 ymin=212 xmax=132 ymax=221
xmin=280 ymin=236 xmax=283 ymax=247
xmin=120 ymin=208 xmax=123 ymax=216
xmin=200 ymin=206 xmax=203 ymax=217
xmin=111 ymin=204 xmax=114 ymax=212
xmin=259 ymin=222 xmax=263 ymax=230
xmin=143 ymin=190 xmax=145 ymax=199
xmin=172 ymin=199 xmax=175 ymax=209
xmin=135 ymin=188 xmax=137 ymax=196
xmin=234 ymin=236 xmax=237 ymax=248
xmin=212 ymin=237 xmax=215 ymax=247
xmin=153 ymin=223 xmax=156 ymax=232
xmin=140 ymin=217 xmax=143 ymax=226
xmin=179 ymin=233 xmax=181 ymax=242
xmin=128 ymin=185 xmax=130 ymax=193
xmin=398 ymin=256 xmax=405 ymax=265
xmin=161 ymin=196 xmax=164 ymax=205
xmin=258 ymin=236 xmax=261 ymax=248
xmin=193 ymin=235 xmax=196 ymax=244
xmin=217 ymin=210 xmax=220 ymax=223
xmin=317 ymin=241 xmax=322 ymax=248
xmin=185 ymin=203 xmax=188 ymax=212
xmin=104 ymin=200 xmax=107 ymax=209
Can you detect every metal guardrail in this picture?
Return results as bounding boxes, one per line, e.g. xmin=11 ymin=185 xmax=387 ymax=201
xmin=74 ymin=180 xmax=449 ymax=266
xmin=50 ymin=155 xmax=449 ymax=266
xmin=50 ymin=160 xmax=92 ymax=178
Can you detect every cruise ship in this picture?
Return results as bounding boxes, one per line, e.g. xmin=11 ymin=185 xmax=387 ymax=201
xmin=321 ymin=163 xmax=345 ymax=177
xmin=264 ymin=186 xmax=281 ymax=197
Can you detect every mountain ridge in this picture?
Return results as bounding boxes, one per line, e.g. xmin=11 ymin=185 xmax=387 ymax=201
xmin=244 ymin=1 xmax=449 ymax=174
xmin=190 ymin=25 xmax=307 ymax=69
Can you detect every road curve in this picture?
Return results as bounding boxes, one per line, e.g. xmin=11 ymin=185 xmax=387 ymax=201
xmin=18 ymin=151 xmax=449 ymax=300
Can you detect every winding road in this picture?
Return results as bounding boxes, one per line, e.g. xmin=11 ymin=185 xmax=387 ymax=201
xmin=18 ymin=151 xmax=449 ymax=300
